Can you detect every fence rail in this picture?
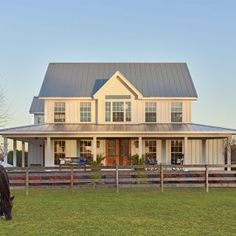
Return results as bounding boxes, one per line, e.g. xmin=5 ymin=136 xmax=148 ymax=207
xmin=6 ymin=164 xmax=236 ymax=192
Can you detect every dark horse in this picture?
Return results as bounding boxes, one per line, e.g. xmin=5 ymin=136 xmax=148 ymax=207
xmin=0 ymin=165 xmax=14 ymax=220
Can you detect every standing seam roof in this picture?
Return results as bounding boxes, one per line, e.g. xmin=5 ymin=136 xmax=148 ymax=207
xmin=38 ymin=63 xmax=198 ymax=98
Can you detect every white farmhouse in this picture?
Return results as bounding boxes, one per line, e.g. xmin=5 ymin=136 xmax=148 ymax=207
xmin=1 ymin=63 xmax=235 ymax=167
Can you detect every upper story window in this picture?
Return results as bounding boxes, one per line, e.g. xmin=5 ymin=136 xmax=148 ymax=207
xmin=54 ymin=102 xmax=65 ymax=122
xmin=34 ymin=114 xmax=44 ymax=125
xmin=80 ymin=102 xmax=91 ymax=122
xmin=145 ymin=102 xmax=156 ymax=122
xmin=171 ymin=102 xmax=182 ymax=123
xmin=105 ymin=101 xmax=131 ymax=122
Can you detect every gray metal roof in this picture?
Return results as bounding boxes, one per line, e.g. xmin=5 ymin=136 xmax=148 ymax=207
xmin=29 ymin=97 xmax=44 ymax=114
xmin=38 ymin=63 xmax=198 ymax=98
xmin=1 ymin=123 xmax=235 ymax=136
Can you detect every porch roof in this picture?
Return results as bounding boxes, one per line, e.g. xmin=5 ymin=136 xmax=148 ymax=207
xmin=0 ymin=123 xmax=235 ymax=137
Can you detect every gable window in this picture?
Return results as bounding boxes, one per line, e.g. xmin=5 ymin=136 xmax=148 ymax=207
xmin=105 ymin=102 xmax=111 ymax=122
xmin=54 ymin=102 xmax=65 ymax=122
xmin=54 ymin=140 xmax=65 ymax=165
xmin=80 ymin=102 xmax=91 ymax=122
xmin=145 ymin=102 xmax=156 ymax=122
xmin=171 ymin=140 xmax=183 ymax=164
xmin=171 ymin=102 xmax=182 ymax=122
xmin=105 ymin=101 xmax=131 ymax=122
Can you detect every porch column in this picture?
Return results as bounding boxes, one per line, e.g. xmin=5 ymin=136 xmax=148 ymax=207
xmin=184 ymin=137 xmax=188 ymax=164
xmin=13 ymin=139 xmax=17 ymax=166
xmin=138 ymin=136 xmax=142 ymax=161
xmin=227 ymin=137 xmax=232 ymax=171
xmin=22 ymin=141 xmax=25 ymax=167
xmin=93 ymin=137 xmax=97 ymax=162
xmin=3 ymin=137 xmax=8 ymax=165
xmin=202 ymin=138 xmax=206 ymax=164
xmin=45 ymin=137 xmax=51 ymax=167
xmin=161 ymin=139 xmax=166 ymax=164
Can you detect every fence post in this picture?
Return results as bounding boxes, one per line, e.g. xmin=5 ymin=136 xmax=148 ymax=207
xmin=25 ymin=167 xmax=29 ymax=196
xmin=116 ymin=164 xmax=119 ymax=193
xmin=70 ymin=165 xmax=74 ymax=189
xmin=205 ymin=164 xmax=209 ymax=193
xmin=160 ymin=164 xmax=164 ymax=192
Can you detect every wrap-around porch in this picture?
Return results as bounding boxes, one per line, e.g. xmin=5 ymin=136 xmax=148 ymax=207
xmin=2 ymin=135 xmax=231 ymax=168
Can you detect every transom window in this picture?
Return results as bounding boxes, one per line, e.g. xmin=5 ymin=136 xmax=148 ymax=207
xmin=80 ymin=102 xmax=91 ymax=122
xmin=54 ymin=140 xmax=65 ymax=165
xmin=105 ymin=101 xmax=131 ymax=122
xmin=171 ymin=102 xmax=182 ymax=122
xmin=145 ymin=102 xmax=156 ymax=122
xmin=171 ymin=140 xmax=183 ymax=164
xmin=54 ymin=102 xmax=65 ymax=122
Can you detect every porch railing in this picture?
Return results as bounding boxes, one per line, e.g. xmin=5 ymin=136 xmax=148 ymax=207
xmin=5 ymin=164 xmax=236 ymax=193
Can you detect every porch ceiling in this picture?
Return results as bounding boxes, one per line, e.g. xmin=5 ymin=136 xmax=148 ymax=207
xmin=0 ymin=123 xmax=235 ymax=138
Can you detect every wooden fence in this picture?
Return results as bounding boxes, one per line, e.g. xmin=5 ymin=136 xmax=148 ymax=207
xmin=6 ymin=164 xmax=236 ymax=193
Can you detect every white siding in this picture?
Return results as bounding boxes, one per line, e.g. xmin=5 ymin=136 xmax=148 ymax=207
xmin=187 ymin=140 xmax=202 ymax=164
xmin=206 ymin=139 xmax=224 ymax=164
xmin=28 ymin=140 xmax=44 ymax=166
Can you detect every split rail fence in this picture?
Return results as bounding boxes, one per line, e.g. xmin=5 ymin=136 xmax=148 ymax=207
xmin=6 ymin=164 xmax=236 ymax=193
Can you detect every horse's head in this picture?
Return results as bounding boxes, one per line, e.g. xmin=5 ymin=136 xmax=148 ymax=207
xmin=0 ymin=196 xmax=14 ymax=220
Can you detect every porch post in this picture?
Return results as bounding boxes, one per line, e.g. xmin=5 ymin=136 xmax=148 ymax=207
xmin=13 ymin=139 xmax=17 ymax=166
xmin=227 ymin=137 xmax=231 ymax=171
xmin=93 ymin=137 xmax=97 ymax=162
xmin=184 ymin=137 xmax=188 ymax=164
xmin=138 ymin=136 xmax=142 ymax=161
xmin=22 ymin=141 xmax=25 ymax=167
xmin=3 ymin=137 xmax=8 ymax=165
xmin=45 ymin=137 xmax=51 ymax=167
xmin=161 ymin=139 xmax=166 ymax=164
xmin=202 ymin=138 xmax=206 ymax=164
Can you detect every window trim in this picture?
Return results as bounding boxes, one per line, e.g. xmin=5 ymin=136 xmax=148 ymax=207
xmin=170 ymin=139 xmax=183 ymax=165
xmin=80 ymin=102 xmax=92 ymax=123
xmin=145 ymin=102 xmax=157 ymax=123
xmin=54 ymin=102 xmax=66 ymax=123
xmin=54 ymin=140 xmax=66 ymax=165
xmin=171 ymin=102 xmax=183 ymax=123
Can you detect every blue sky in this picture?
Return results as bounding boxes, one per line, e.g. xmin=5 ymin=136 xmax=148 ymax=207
xmin=0 ymin=0 xmax=236 ymax=128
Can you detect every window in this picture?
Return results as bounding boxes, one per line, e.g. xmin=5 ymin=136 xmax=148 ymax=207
xmin=54 ymin=140 xmax=65 ymax=165
xmin=145 ymin=102 xmax=156 ymax=122
xmin=34 ymin=114 xmax=44 ymax=125
xmin=171 ymin=140 xmax=183 ymax=164
xmin=113 ymin=102 xmax=124 ymax=122
xmin=125 ymin=102 xmax=131 ymax=122
xmin=54 ymin=102 xmax=65 ymax=122
xmin=144 ymin=140 xmax=157 ymax=164
xmin=80 ymin=102 xmax=91 ymax=122
xmin=80 ymin=140 xmax=92 ymax=162
xmin=171 ymin=102 xmax=182 ymax=122
xmin=105 ymin=101 xmax=131 ymax=122
xmin=105 ymin=102 xmax=111 ymax=122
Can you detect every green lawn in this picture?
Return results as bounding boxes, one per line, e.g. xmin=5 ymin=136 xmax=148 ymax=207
xmin=0 ymin=188 xmax=236 ymax=236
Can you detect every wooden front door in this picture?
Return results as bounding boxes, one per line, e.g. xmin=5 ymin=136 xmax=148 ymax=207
xmin=106 ymin=139 xmax=130 ymax=166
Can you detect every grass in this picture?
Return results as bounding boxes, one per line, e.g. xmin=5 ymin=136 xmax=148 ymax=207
xmin=0 ymin=188 xmax=236 ymax=236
